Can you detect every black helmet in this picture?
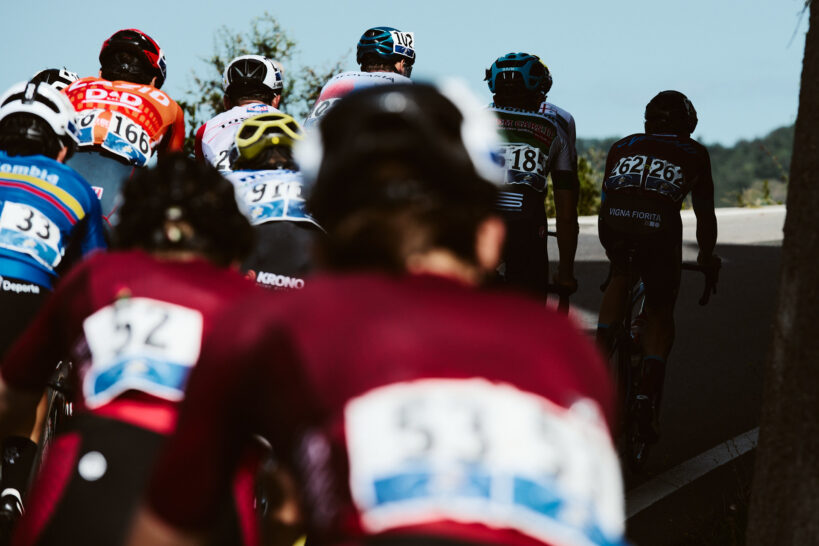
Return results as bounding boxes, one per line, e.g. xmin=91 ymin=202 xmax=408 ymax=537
xmin=30 ymin=68 xmax=80 ymax=92
xmin=296 ymin=82 xmax=503 ymax=231
xmin=99 ymin=29 xmax=167 ymax=88
xmin=645 ymin=90 xmax=698 ymax=136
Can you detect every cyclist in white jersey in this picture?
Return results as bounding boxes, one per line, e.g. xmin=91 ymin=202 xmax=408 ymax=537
xmin=303 ymin=26 xmax=414 ymax=129
xmin=225 ymin=113 xmax=323 ymax=291
xmin=194 ymin=55 xmax=284 ymax=171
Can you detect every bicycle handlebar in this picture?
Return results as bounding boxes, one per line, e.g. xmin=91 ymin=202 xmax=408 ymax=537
xmin=681 ymin=257 xmax=722 ymax=306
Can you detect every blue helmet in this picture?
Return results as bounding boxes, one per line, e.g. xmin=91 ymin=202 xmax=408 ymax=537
xmin=356 ymin=26 xmax=416 ymax=68
xmin=485 ymin=52 xmax=552 ymax=96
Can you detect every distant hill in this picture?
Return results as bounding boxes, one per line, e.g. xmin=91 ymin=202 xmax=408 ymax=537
xmin=577 ymin=125 xmax=794 ymax=206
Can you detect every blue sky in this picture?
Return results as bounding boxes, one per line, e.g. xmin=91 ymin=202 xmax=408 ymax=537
xmin=2 ymin=0 xmax=808 ymax=145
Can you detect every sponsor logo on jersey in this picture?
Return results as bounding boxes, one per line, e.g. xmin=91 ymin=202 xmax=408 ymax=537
xmin=245 ymin=269 xmax=305 ymax=290
xmin=0 ymin=163 xmax=59 ymax=185
xmin=0 ymin=276 xmax=41 ymax=294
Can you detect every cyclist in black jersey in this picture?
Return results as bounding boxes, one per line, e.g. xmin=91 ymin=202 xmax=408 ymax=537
xmin=596 ymin=90 xmax=719 ymax=441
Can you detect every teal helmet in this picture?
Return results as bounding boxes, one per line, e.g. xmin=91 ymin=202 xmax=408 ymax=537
xmin=485 ymin=52 xmax=552 ymax=96
xmin=356 ymin=27 xmax=416 ymax=70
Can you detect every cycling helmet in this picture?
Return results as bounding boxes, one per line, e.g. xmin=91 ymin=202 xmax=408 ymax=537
xmin=99 ymin=29 xmax=167 ymax=88
xmin=30 ymin=68 xmax=79 ymax=92
xmin=356 ymin=27 xmax=416 ymax=72
xmin=296 ymin=81 xmax=503 ymax=230
xmin=0 ymin=80 xmax=79 ymax=158
xmin=223 ymin=55 xmax=283 ymax=102
xmin=230 ymin=113 xmax=302 ymax=167
xmin=485 ymin=52 xmax=552 ymax=96
xmin=645 ymin=90 xmax=698 ymax=136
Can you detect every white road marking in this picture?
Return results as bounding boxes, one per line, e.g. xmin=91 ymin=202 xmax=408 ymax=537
xmin=625 ymin=427 xmax=759 ymax=518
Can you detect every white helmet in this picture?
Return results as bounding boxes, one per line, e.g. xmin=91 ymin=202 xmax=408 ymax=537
xmin=0 ymin=80 xmax=80 ymax=155
xmin=30 ymin=68 xmax=80 ymax=92
xmin=222 ymin=55 xmax=283 ymax=100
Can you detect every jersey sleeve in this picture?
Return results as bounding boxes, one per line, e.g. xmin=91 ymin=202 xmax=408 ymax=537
xmin=165 ymin=104 xmax=186 ymax=153
xmin=549 ymin=133 xmax=574 ymax=185
xmin=79 ymin=184 xmax=108 ymax=256
xmin=194 ymin=124 xmax=206 ymax=162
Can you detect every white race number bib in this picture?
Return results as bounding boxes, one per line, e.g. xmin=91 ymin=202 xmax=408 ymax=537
xmin=0 ymin=201 xmax=62 ymax=269
xmin=82 ymin=297 xmax=203 ymax=408
xmin=345 ymin=379 xmax=625 ymax=546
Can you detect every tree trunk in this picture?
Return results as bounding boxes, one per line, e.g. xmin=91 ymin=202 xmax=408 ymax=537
xmin=746 ymin=3 xmax=819 ymax=544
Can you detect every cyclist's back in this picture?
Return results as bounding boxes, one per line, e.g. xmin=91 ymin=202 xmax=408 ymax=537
xmin=195 ymin=55 xmax=284 ymax=171
xmin=225 ymin=112 xmax=323 ymax=290
xmin=303 ymin=26 xmax=414 ymax=129
xmin=64 ymin=29 xmax=184 ymax=219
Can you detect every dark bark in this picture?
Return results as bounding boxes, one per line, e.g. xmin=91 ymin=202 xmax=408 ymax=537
xmin=746 ymin=3 xmax=819 ymax=544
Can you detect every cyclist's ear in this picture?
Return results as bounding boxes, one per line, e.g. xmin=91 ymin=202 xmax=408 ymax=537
xmin=475 ymin=215 xmax=505 ymax=273
xmin=150 ymin=76 xmax=157 ymax=88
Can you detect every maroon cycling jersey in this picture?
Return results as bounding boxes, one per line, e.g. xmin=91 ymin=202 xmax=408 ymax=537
xmin=148 ymin=273 xmax=626 ymax=546
xmin=0 ymin=250 xmax=259 ymax=434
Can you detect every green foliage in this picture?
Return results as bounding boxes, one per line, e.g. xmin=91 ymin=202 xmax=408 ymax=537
xmin=177 ymin=12 xmax=347 ymax=155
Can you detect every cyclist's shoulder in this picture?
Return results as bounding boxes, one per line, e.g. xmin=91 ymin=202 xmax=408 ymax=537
xmin=0 ymin=151 xmax=86 ymax=190
xmin=539 ymin=100 xmax=575 ymax=122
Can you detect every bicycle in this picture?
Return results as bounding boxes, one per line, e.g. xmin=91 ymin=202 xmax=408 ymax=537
xmin=602 ymin=251 xmax=720 ymax=472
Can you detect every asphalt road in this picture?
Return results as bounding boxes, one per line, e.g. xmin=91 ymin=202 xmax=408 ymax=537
xmin=548 ymin=206 xmax=785 ymax=485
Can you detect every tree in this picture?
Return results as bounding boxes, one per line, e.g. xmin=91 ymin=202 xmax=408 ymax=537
xmin=746 ymin=2 xmax=819 ymax=543
xmin=177 ymin=12 xmax=347 ymax=155
xmin=545 ymin=151 xmax=603 ymax=218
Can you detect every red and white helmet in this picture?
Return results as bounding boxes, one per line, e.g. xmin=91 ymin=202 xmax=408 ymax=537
xmin=99 ymin=28 xmax=167 ymax=88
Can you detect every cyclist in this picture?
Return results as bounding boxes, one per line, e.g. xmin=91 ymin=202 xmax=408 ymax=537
xmin=486 ymin=52 xmax=578 ymax=300
xmin=195 ymin=55 xmax=285 ymax=172
xmin=129 ymin=84 xmax=626 ymax=546
xmin=596 ymin=90 xmax=719 ymax=442
xmin=63 ymin=28 xmax=185 ymax=220
xmin=303 ymin=26 xmax=414 ymax=129
xmin=0 ymin=155 xmax=261 ymax=545
xmin=0 ymin=79 xmax=106 ymax=524
xmin=226 ymin=112 xmax=323 ymax=290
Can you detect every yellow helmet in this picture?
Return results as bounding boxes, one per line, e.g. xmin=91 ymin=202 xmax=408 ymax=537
xmin=231 ymin=113 xmax=303 ymax=166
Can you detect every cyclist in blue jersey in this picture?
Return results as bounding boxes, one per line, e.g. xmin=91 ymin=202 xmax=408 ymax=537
xmin=486 ymin=53 xmax=578 ymax=300
xmin=226 ymin=112 xmax=323 ymax=290
xmin=303 ymin=26 xmax=414 ymax=129
xmin=0 ymin=79 xmax=106 ymax=527
xmin=596 ymin=91 xmax=719 ymax=441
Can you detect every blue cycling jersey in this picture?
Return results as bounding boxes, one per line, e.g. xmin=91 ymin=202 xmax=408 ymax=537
xmin=0 ymin=151 xmax=106 ymax=288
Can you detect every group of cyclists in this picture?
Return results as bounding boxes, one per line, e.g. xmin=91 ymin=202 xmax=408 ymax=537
xmin=0 ymin=22 xmax=719 ymax=546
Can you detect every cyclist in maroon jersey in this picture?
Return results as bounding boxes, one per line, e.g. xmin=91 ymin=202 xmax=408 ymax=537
xmin=0 ymin=155 xmax=262 ymax=545
xmin=129 ymin=84 xmax=627 ymax=546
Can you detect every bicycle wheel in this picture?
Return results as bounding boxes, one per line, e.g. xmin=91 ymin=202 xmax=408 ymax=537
xmin=624 ymin=399 xmax=651 ymax=473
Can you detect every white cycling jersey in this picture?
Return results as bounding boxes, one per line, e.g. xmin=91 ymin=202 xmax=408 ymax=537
xmin=225 ymin=168 xmax=321 ymax=229
xmin=195 ymin=103 xmax=282 ymax=171
xmin=303 ymin=71 xmax=411 ymax=129
xmin=539 ymin=101 xmax=577 ymax=165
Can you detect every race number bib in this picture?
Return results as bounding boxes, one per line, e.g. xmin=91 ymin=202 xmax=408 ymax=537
xmin=0 ymin=201 xmax=62 ymax=269
xmin=82 ymin=298 xmax=204 ymax=408
xmin=76 ymin=109 xmax=153 ymax=166
xmin=304 ymin=98 xmax=341 ymax=127
xmin=233 ymin=172 xmax=319 ymax=227
xmin=500 ymin=143 xmax=548 ymax=192
xmin=606 ymin=155 xmax=685 ymax=201
xmin=345 ymin=379 xmax=625 ymax=545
